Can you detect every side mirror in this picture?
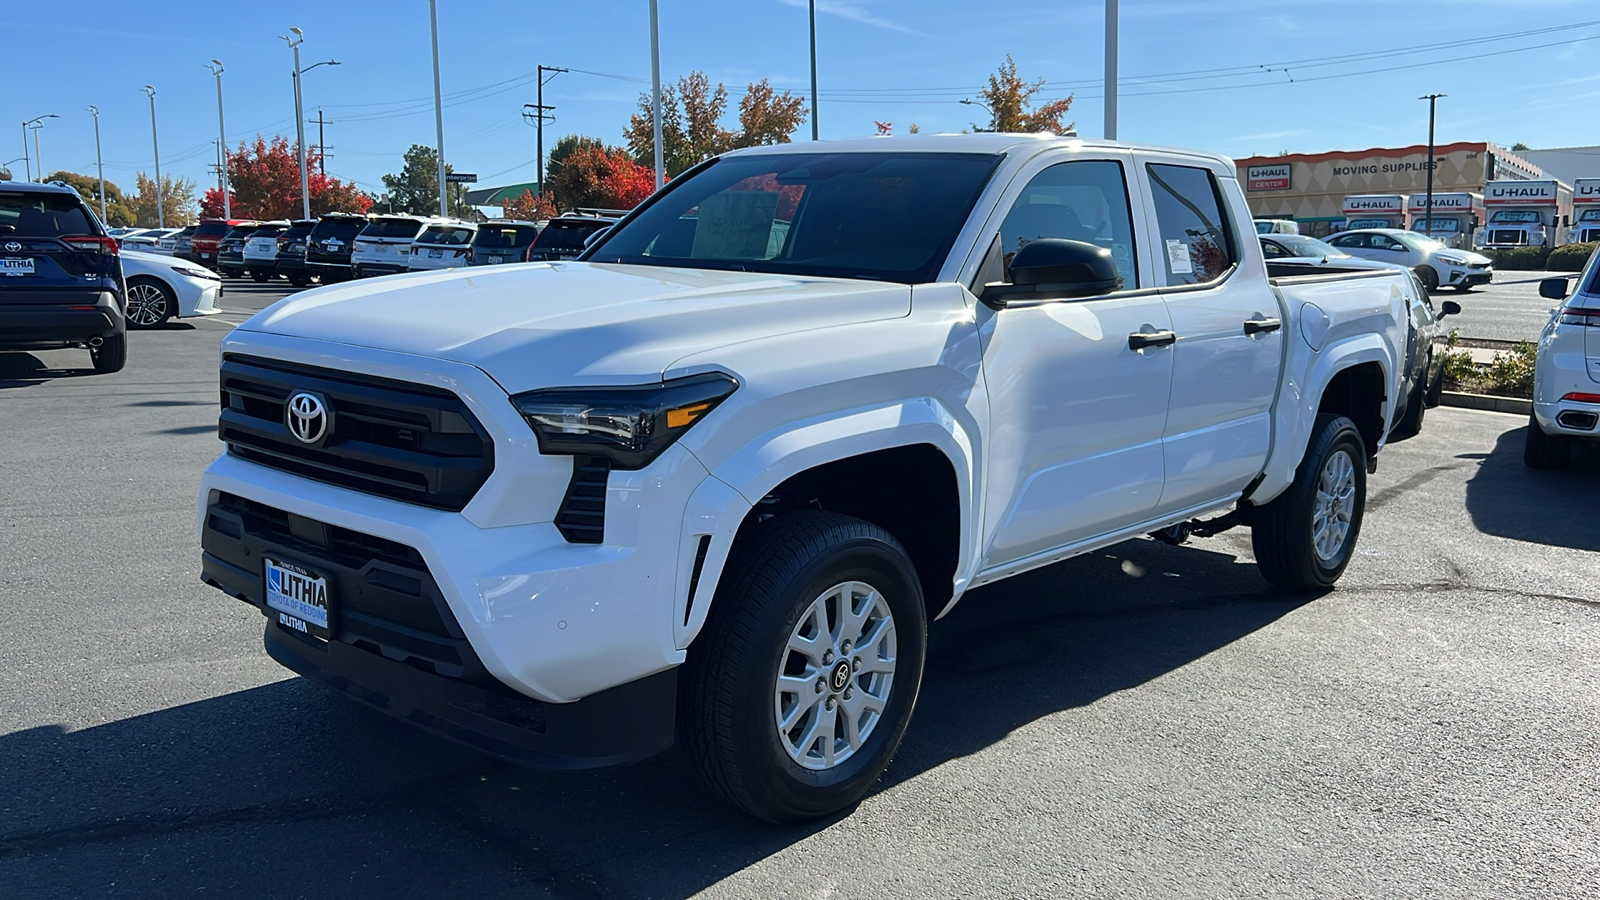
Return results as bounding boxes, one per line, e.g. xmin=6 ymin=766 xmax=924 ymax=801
xmin=1440 ymin=300 xmax=1462 ymax=317
xmin=1539 ymin=277 xmax=1570 ymax=301
xmin=983 ymin=239 xmax=1121 ymax=306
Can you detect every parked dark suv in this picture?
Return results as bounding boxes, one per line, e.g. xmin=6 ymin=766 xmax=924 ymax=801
xmin=217 ymin=222 xmax=263 ymax=278
xmin=304 ymin=213 xmax=367 ymax=283
xmin=0 ymin=181 xmax=127 ymax=373
xmin=274 ymin=219 xmax=320 ymax=287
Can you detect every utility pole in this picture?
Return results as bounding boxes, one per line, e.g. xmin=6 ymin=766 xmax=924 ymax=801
xmin=142 ymin=87 xmax=163 ymax=228
xmin=314 ymin=109 xmax=331 ymax=175
xmin=88 ymin=106 xmax=106 ymax=222
xmin=1104 ymin=0 xmax=1118 ymax=140
xmin=533 ymin=65 xmax=565 ymax=194
xmin=429 ymin=0 xmax=448 ymax=217
xmin=1420 ymin=93 xmax=1445 ymax=244
xmin=649 ymin=0 xmax=664 ymax=188
xmin=208 ymin=60 xmax=230 ymax=219
xmin=809 ymin=0 xmax=819 ymax=140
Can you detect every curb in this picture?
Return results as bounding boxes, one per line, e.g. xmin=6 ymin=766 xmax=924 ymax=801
xmin=1440 ymin=391 xmax=1531 ymax=416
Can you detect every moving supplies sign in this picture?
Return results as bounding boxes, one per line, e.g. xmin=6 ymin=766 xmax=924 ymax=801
xmin=1247 ymin=165 xmax=1291 ymax=191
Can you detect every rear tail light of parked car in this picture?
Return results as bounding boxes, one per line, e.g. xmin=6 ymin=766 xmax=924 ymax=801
xmin=1560 ymin=392 xmax=1600 ymax=404
xmin=1558 ymin=308 xmax=1600 ymax=327
xmin=61 ymin=235 xmax=120 ymax=255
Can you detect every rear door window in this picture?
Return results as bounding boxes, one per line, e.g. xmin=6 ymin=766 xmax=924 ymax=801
xmin=0 ymin=192 xmax=96 ymax=237
xmin=1145 ymin=163 xmax=1236 ymax=286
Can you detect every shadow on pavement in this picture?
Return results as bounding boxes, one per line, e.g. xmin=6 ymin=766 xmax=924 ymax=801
xmin=0 ymin=352 xmax=94 ymax=389
xmin=1465 ymin=424 xmax=1600 ymax=551
xmin=0 ymin=539 xmax=1300 ymax=898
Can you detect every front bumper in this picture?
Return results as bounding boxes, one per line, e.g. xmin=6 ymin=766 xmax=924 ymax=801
xmin=1442 ymin=266 xmax=1492 ymax=288
xmin=0 ymin=290 xmax=124 ymax=347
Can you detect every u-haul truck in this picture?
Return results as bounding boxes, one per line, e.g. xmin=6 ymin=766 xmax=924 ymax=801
xmin=1475 ymin=179 xmax=1571 ymax=249
xmin=1341 ymin=194 xmax=1408 ymax=230
xmin=1569 ymin=178 xmax=1600 ymax=245
xmin=1407 ymin=192 xmax=1483 ymax=249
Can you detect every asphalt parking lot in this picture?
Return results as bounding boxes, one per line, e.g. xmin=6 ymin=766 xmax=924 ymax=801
xmin=2 ymin=278 xmax=1598 ymax=899
xmin=1449 ymin=269 xmax=1578 ymax=343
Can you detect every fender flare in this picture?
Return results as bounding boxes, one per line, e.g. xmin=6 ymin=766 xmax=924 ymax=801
xmin=1253 ymin=334 xmax=1394 ymax=504
xmin=672 ymin=399 xmax=979 ymax=648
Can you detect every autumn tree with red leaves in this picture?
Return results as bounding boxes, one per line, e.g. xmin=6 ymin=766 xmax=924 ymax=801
xmin=549 ymin=147 xmax=657 ymax=211
xmin=972 ymin=55 xmax=1074 ymax=134
xmin=502 ymin=190 xmax=558 ymax=221
xmin=200 ymin=135 xmax=371 ymax=219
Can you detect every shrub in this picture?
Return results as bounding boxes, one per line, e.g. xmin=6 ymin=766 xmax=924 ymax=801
xmin=1484 ymin=342 xmax=1537 ymax=396
xmin=1547 ymin=242 xmax=1598 ymax=272
xmin=1488 ymin=246 xmax=1552 ymax=270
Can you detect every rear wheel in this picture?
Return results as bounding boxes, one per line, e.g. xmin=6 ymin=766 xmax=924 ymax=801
xmin=250 ymin=270 xmax=269 ymax=283
xmin=288 ymin=272 xmax=312 ymax=287
xmin=90 ymin=334 xmax=127 ymax=374
xmin=680 ymin=511 xmax=927 ymax=823
xmin=1523 ymin=414 xmax=1572 ymax=470
xmin=1416 ymin=265 xmax=1440 ymax=291
xmin=1251 ymin=413 xmax=1367 ymax=593
xmin=124 ymin=277 xmax=174 ymax=329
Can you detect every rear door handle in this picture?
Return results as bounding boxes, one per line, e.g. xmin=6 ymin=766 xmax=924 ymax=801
xmin=1128 ymin=330 xmax=1177 ymax=350
xmin=1243 ymin=317 xmax=1282 ymax=335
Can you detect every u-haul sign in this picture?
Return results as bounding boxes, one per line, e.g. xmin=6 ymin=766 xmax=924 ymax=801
xmin=1246 ymin=164 xmax=1291 ymax=191
xmin=1574 ymin=179 xmax=1600 ymax=206
xmin=1407 ymin=192 xmax=1476 ymax=212
xmin=1485 ymin=180 xmax=1559 ymax=205
xmin=1342 ymin=194 xmax=1406 ymax=215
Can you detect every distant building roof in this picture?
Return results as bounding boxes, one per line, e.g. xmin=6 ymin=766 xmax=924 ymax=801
xmin=1516 ymin=148 xmax=1600 ymax=187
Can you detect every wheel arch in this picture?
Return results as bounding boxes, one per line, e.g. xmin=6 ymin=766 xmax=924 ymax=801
xmin=673 ymin=405 xmax=977 ymax=650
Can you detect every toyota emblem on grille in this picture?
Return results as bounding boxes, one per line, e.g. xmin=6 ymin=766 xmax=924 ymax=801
xmin=3 ymin=242 xmax=19 ymax=252
xmin=285 ymin=391 xmax=331 ymax=445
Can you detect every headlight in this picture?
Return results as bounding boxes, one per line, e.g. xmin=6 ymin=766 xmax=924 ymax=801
xmin=171 ymin=265 xmax=221 ymax=280
xmin=510 ymin=372 xmax=739 ymax=469
xmin=1435 ymin=255 xmax=1467 ymax=266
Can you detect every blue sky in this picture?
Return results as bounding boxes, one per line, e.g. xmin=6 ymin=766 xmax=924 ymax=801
xmin=5 ymin=0 xmax=1598 ymax=197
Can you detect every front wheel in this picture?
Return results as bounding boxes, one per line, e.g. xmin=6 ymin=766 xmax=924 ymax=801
xmin=1251 ymin=413 xmax=1367 ymax=593
xmin=1416 ymin=265 xmax=1439 ymax=292
xmin=679 ymin=511 xmax=927 ymax=823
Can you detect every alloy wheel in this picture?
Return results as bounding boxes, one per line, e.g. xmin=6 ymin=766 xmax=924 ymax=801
xmin=1312 ymin=448 xmax=1357 ymax=563
xmin=126 ymin=283 xmax=168 ymax=326
xmin=773 ymin=581 xmax=897 ymax=771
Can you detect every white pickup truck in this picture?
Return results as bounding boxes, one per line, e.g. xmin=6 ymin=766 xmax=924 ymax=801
xmin=199 ymin=134 xmax=1414 ymax=823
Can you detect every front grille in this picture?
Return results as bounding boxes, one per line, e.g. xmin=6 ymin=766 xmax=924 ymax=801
xmin=1490 ymin=229 xmax=1525 ymax=245
xmin=204 ymin=492 xmax=490 ymax=683
xmin=219 ymin=354 xmax=494 ymax=511
xmin=1580 ymin=230 xmax=1600 ymax=243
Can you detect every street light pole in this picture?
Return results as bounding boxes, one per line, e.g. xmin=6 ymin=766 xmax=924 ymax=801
xmin=1104 ymin=0 xmax=1118 ymax=140
xmin=30 ymin=124 xmax=44 ymax=182
xmin=208 ymin=60 xmax=231 ymax=219
xmin=429 ymin=0 xmax=448 ymax=217
xmin=142 ymin=87 xmax=163 ymax=228
xmin=87 ymin=106 xmax=106 ymax=223
xmin=649 ymin=0 xmax=664 ymax=188
xmin=809 ymin=0 xmax=819 ymax=141
xmin=281 ymin=29 xmax=311 ymax=219
xmin=1420 ymin=93 xmax=1445 ymax=243
xmin=20 ymin=114 xmax=58 ymax=182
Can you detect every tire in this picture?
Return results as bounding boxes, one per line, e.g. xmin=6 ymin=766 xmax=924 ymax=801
xmin=1416 ymin=265 xmax=1439 ymax=292
xmin=1453 ymin=284 xmax=1473 ymax=292
xmin=250 ymin=270 xmax=269 ymax=283
xmin=124 ymin=277 xmax=174 ymax=329
xmin=90 ymin=333 xmax=127 ymax=374
xmin=679 ymin=510 xmax=927 ymax=824
xmin=1523 ymin=414 xmax=1572 ymax=470
xmin=1424 ymin=365 xmax=1444 ymax=408
xmin=288 ymin=273 xmax=312 ymax=288
xmin=1251 ymin=413 xmax=1367 ymax=593
xmin=1389 ymin=376 xmax=1427 ymax=441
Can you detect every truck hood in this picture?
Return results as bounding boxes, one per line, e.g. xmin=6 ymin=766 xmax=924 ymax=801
xmin=239 ymin=262 xmax=912 ymax=392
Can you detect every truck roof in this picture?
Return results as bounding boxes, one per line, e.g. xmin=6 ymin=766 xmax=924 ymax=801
xmin=720 ymin=133 xmax=1236 ymax=169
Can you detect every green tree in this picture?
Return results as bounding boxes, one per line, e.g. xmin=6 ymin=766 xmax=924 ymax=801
xmin=127 ymin=172 xmax=197 ymax=227
xmin=624 ymin=71 xmax=807 ymax=177
xmin=972 ymin=55 xmax=1074 ymax=134
xmin=1511 ymin=142 xmax=1531 ymax=152
xmin=380 ymin=144 xmax=472 ymax=217
xmin=45 ymin=170 xmax=136 ymax=226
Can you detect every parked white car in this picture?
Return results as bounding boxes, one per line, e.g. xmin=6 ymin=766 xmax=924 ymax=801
xmin=1259 ymin=234 xmax=1405 ymax=270
xmin=1526 ymin=258 xmax=1600 ymax=468
xmin=199 ymin=134 xmax=1414 ymax=823
xmin=120 ymin=227 xmax=178 ymax=252
xmin=1324 ymin=228 xmax=1493 ymax=292
xmin=405 ymin=221 xmax=477 ymax=271
xmin=120 ymin=249 xmax=223 ymax=328
xmin=243 ymin=221 xmax=290 ymax=282
xmin=352 ymin=215 xmax=442 ymax=278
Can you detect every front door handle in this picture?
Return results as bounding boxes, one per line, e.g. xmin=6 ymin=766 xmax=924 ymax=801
xmin=1243 ymin=317 xmax=1282 ymax=335
xmin=1128 ymin=330 xmax=1177 ymax=350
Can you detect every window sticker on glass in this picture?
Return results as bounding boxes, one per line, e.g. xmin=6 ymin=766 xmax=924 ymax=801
xmin=691 ymin=191 xmax=779 ymax=259
xmin=1165 ymin=239 xmax=1193 ymax=275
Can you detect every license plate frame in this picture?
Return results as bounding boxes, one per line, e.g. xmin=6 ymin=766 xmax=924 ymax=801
xmin=428 ymin=248 xmax=443 ymax=259
xmin=1 ymin=257 xmax=35 ymax=276
xmin=264 ymin=557 xmax=332 ymax=639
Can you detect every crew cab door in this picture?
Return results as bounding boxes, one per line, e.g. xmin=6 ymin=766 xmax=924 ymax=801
xmin=971 ymin=152 xmax=1175 ymax=565
xmin=1135 ymin=156 xmax=1281 ymax=514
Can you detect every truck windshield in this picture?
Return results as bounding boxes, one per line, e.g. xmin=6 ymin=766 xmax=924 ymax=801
xmin=585 ymin=151 xmax=1002 ymax=284
xmin=1413 ymin=217 xmax=1460 ymax=234
xmin=1489 ymin=210 xmax=1541 ymax=224
xmin=1578 ymin=209 xmax=1600 ymax=223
